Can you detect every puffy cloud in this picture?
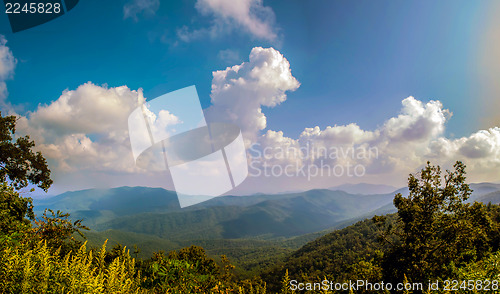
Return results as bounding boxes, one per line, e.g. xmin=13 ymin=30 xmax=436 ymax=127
xmin=258 ymin=125 xmax=377 ymax=173
xmin=365 ymin=97 xmax=452 ymax=172
xmin=428 ymin=128 xmax=500 ymax=162
xmin=204 ymin=47 xmax=500 ymax=186
xmin=0 ymin=36 xmax=16 ymax=80
xmin=254 ymin=94 xmax=500 ymax=185
xmin=381 ymin=97 xmax=450 ymax=143
xmin=458 ymin=128 xmax=500 ymax=159
xmin=142 ymin=108 xmax=182 ymax=143
xmin=254 ymin=130 xmax=302 ymax=166
xmin=16 ymin=83 xmax=146 ymax=173
xmin=300 ymin=124 xmax=376 ymax=145
xmin=423 ymin=128 xmax=500 ymax=182
xmin=28 ymin=83 xmax=143 ymax=138
xmin=0 ymin=36 xmax=16 ymax=104
xmin=9 ymin=47 xmax=299 ymax=192
xmin=205 ymin=47 xmax=300 ymax=142
xmin=178 ymin=0 xmax=277 ymax=42
xmin=7 ymin=44 xmax=500 ymax=193
xmin=123 ymin=0 xmax=160 ymax=21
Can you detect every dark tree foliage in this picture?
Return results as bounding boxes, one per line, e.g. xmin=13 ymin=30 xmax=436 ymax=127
xmin=261 ymin=161 xmax=500 ymax=293
xmin=0 ymin=183 xmax=34 ymax=237
xmin=0 ymin=112 xmax=86 ymax=254
xmin=0 ymin=112 xmax=52 ymax=191
xmin=377 ymin=161 xmax=497 ymax=284
xmin=4 ymin=110 xmax=500 ymax=293
xmin=138 ymin=245 xmax=239 ymax=292
xmin=0 ymin=112 xmax=52 ymax=240
xmin=262 ymin=217 xmax=395 ymax=293
xmin=32 ymin=209 xmax=89 ymax=255
xmin=0 ymin=112 xmax=54 ymax=238
xmin=169 ymin=245 xmax=220 ymax=279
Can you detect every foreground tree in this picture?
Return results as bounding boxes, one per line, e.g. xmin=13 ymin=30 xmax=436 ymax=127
xmin=375 ymin=161 xmax=495 ymax=284
xmin=0 ymin=183 xmax=34 ymax=238
xmin=0 ymin=112 xmax=52 ymax=238
xmin=0 ymin=112 xmax=52 ymax=191
xmin=0 ymin=111 xmax=87 ymax=252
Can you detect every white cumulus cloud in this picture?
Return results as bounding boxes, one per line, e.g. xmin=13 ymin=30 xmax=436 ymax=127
xmin=205 ymin=47 xmax=300 ymax=143
xmin=381 ymin=97 xmax=450 ymax=143
xmin=300 ymin=124 xmax=376 ymax=146
xmin=6 ymin=45 xmax=500 ymax=193
xmin=0 ymin=36 xmax=16 ymax=105
xmin=254 ymin=93 xmax=500 ymax=185
xmin=16 ymin=82 xmax=146 ymax=174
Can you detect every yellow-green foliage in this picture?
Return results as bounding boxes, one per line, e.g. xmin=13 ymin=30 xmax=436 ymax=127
xmin=280 ymin=269 xmax=293 ymax=294
xmin=0 ymin=237 xmax=271 ymax=294
xmin=0 ymin=239 xmax=143 ymax=294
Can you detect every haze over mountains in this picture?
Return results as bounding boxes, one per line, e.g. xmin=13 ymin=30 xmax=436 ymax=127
xmin=328 ymin=183 xmax=399 ymax=195
xmin=30 ymin=182 xmax=500 ymax=269
xmin=33 ymin=183 xmax=500 ymax=240
xmin=33 ymin=186 xmax=394 ymax=239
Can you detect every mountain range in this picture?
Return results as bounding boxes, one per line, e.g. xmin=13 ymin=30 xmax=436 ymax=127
xmin=33 ymin=183 xmax=500 ymax=238
xmin=31 ymin=182 xmax=500 ymax=268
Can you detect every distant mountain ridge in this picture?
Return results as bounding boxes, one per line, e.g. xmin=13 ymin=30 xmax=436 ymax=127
xmin=94 ymin=189 xmax=398 ymax=239
xmin=33 ymin=187 xmax=181 ymax=226
xmin=33 ymin=183 xmax=500 ymax=242
xmin=329 ymin=183 xmax=400 ymax=195
xmin=33 ymin=186 xmax=397 ymax=240
xmin=31 ymin=183 xmax=500 ymax=275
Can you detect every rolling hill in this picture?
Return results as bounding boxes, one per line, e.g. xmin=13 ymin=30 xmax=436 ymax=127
xmin=32 ymin=183 xmax=500 ymax=278
xmin=329 ymin=183 xmax=399 ymax=195
xmin=35 ymin=187 xmax=397 ymax=240
xmin=33 ymin=187 xmax=181 ymax=226
xmin=33 ymin=183 xmax=500 ymax=241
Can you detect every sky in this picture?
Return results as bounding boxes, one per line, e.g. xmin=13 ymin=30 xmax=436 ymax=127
xmin=0 ymin=0 xmax=500 ymax=195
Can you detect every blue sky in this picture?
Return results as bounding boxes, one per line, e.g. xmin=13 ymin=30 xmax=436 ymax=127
xmin=1 ymin=0 xmax=499 ymax=194
xmin=0 ymin=0 xmax=492 ymax=136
